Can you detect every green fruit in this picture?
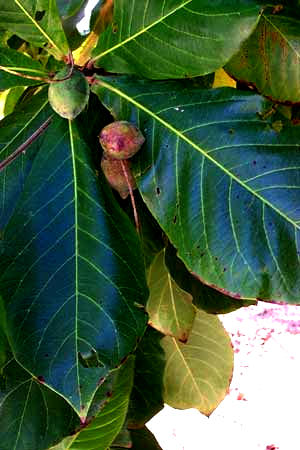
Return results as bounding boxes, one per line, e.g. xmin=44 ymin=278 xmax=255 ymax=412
xmin=48 ymin=66 xmax=89 ymax=119
xmin=101 ymin=155 xmax=136 ymax=199
xmin=99 ymin=121 xmax=145 ymax=160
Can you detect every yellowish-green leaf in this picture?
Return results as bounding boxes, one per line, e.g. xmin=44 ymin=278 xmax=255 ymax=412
xmin=213 ymin=68 xmax=236 ymax=88
xmin=162 ymin=310 xmax=233 ymax=416
xmin=147 ymin=250 xmax=195 ymax=342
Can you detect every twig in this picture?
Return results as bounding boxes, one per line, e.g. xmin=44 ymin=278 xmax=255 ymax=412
xmin=0 ymin=116 xmax=52 ymax=172
xmin=120 ymin=159 xmax=140 ymax=234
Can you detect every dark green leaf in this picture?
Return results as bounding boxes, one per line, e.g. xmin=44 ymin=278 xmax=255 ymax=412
xmin=69 ymin=356 xmax=135 ymax=449
xmin=162 ymin=310 xmax=233 ymax=416
xmin=130 ymin=427 xmax=162 ymax=450
xmin=0 ymin=48 xmax=47 ymax=89
xmin=122 ymin=194 xmax=165 ymax=268
xmin=0 ymin=0 xmax=69 ymax=59
xmin=0 ymin=115 xmax=148 ymax=417
xmin=0 ymin=295 xmax=9 ymax=369
xmin=0 ymin=359 xmax=80 ymax=450
xmin=226 ymin=9 xmax=300 ymax=103
xmin=92 ymin=0 xmax=261 ymax=79
xmin=93 ymin=76 xmax=300 ymax=304
xmin=0 ymin=88 xmax=51 ymax=229
xmin=128 ymin=327 xmax=165 ymax=428
xmin=165 ymin=243 xmax=257 ymax=314
xmin=110 ymin=425 xmax=132 ymax=448
xmin=147 ymin=249 xmax=196 ymax=341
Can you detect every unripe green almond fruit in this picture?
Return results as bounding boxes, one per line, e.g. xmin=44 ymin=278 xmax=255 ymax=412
xmin=99 ymin=121 xmax=145 ymax=160
xmin=48 ymin=67 xmax=89 ymax=119
xmin=101 ymin=154 xmax=136 ymax=199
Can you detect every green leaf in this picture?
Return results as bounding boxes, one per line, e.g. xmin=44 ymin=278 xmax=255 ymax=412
xmin=147 ymin=249 xmax=196 ymax=341
xmin=0 ymin=48 xmax=47 ymax=89
xmin=68 ymin=356 xmax=135 ymax=449
xmin=122 ymin=194 xmax=165 ymax=268
xmin=110 ymin=425 xmax=132 ymax=448
xmin=165 ymin=243 xmax=257 ymax=314
xmin=130 ymin=427 xmax=162 ymax=450
xmin=3 ymin=86 xmax=26 ymax=116
xmin=226 ymin=9 xmax=300 ymax=103
xmin=93 ymin=76 xmax=300 ymax=304
xmin=92 ymin=0 xmax=261 ymax=79
xmin=162 ymin=310 xmax=233 ymax=416
xmin=50 ymin=437 xmax=76 ymax=450
xmin=0 ymin=359 xmax=80 ymax=450
xmin=0 ymin=0 xmax=69 ymax=59
xmin=127 ymin=327 xmax=165 ymax=428
xmin=0 ymin=88 xmax=51 ymax=229
xmin=0 ymin=114 xmax=148 ymax=417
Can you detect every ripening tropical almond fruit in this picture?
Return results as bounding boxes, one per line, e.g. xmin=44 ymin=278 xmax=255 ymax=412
xmin=48 ymin=66 xmax=89 ymax=119
xmin=101 ymin=154 xmax=136 ymax=199
xmin=99 ymin=121 xmax=145 ymax=160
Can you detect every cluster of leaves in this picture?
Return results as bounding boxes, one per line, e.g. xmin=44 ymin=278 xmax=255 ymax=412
xmin=0 ymin=0 xmax=300 ymax=448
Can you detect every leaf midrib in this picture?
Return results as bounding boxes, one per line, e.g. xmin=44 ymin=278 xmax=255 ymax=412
xmin=68 ymin=121 xmax=80 ymax=410
xmin=98 ymin=78 xmax=300 ymax=231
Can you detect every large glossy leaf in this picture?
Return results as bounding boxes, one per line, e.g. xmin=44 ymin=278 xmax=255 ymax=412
xmin=162 ymin=310 xmax=233 ymax=416
xmin=226 ymin=8 xmax=300 ymax=103
xmin=0 ymin=114 xmax=148 ymax=417
xmin=0 ymin=48 xmax=48 ymax=89
xmin=92 ymin=0 xmax=261 ymax=79
xmin=68 ymin=356 xmax=135 ymax=449
xmin=0 ymin=0 xmax=69 ymax=59
xmin=165 ymin=243 xmax=257 ymax=314
xmin=147 ymin=249 xmax=195 ymax=341
xmin=93 ymin=76 xmax=300 ymax=304
xmin=127 ymin=327 xmax=165 ymax=428
xmin=0 ymin=88 xmax=52 ymax=229
xmin=0 ymin=359 xmax=80 ymax=450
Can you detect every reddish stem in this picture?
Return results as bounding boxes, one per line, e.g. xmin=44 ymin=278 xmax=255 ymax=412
xmin=120 ymin=159 xmax=140 ymax=234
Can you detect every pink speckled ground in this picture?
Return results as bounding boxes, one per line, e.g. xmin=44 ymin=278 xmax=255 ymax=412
xmin=147 ymin=302 xmax=300 ymax=450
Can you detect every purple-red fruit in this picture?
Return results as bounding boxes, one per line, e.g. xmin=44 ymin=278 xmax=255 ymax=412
xmin=99 ymin=121 xmax=145 ymax=160
xmin=101 ymin=155 xmax=136 ymax=199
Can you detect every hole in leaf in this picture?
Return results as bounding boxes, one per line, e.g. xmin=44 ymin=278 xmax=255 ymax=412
xmin=173 ymin=215 xmax=177 ymax=224
xmin=156 ymin=187 xmax=160 ymax=195
xmin=35 ymin=10 xmax=45 ymax=21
